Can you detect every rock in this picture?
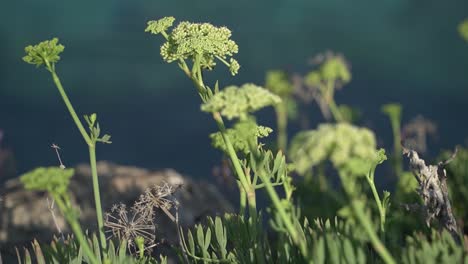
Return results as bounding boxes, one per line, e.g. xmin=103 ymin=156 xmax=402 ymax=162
xmin=0 ymin=161 xmax=233 ymax=248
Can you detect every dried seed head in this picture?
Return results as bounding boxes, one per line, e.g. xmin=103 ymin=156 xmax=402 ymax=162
xmin=105 ymin=203 xmax=156 ymax=252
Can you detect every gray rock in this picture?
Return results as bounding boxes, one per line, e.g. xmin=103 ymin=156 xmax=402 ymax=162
xmin=0 ymin=161 xmax=233 ymax=247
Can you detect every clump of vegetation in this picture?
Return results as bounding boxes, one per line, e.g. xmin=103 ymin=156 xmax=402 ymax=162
xmin=5 ymin=15 xmax=468 ymax=264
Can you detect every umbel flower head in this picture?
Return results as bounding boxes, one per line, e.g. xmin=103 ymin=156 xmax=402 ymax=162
xmin=20 ymin=167 xmax=74 ymax=195
xmin=146 ymin=17 xmax=240 ymax=75
xmin=201 ymin=83 xmax=282 ymax=120
xmin=305 ymin=51 xmax=351 ymax=88
xmin=23 ymin=38 xmax=64 ymax=68
xmin=145 ymin=16 xmax=175 ymax=35
xmin=459 ymin=19 xmax=468 ymax=42
xmin=289 ymin=123 xmax=377 ymax=176
xmin=210 ymin=117 xmax=273 ymax=155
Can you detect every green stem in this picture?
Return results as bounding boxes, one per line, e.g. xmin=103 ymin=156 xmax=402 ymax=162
xmin=257 ymin=170 xmax=309 ymax=258
xmin=275 ymin=103 xmax=288 ymax=152
xmin=49 ymin=69 xmax=92 ymax=146
xmin=89 ymin=146 xmax=107 ymax=254
xmin=349 ymin=199 xmax=395 ymax=264
xmin=390 ymin=117 xmax=402 ymax=178
xmin=47 ymin=63 xmax=107 ymax=257
xmin=366 ymin=172 xmax=386 ymax=233
xmin=54 ymin=195 xmax=99 ymax=264
xmin=324 ymin=81 xmax=343 ymax=123
xmin=247 ymin=142 xmax=308 ymax=258
xmin=238 ymin=181 xmax=247 ymax=216
xmin=212 ymin=113 xmax=257 ymax=217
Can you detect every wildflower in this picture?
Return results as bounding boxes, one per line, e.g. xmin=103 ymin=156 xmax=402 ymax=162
xmin=305 ymin=51 xmax=351 ymax=89
xmin=105 ymin=203 xmax=156 ymax=251
xmin=458 ymin=19 xmax=468 ymax=42
xmin=210 ymin=118 xmax=273 ymax=155
xmin=201 ymin=83 xmax=281 ymax=120
xmin=22 ymin=38 xmax=64 ymax=68
xmin=289 ymin=123 xmax=377 ymax=176
xmin=145 ymin=17 xmax=175 ymax=35
xmin=20 ymin=167 xmax=74 ymax=195
xmin=150 ymin=18 xmax=240 ymax=75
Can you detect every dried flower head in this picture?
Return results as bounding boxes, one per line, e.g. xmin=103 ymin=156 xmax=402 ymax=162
xmin=105 ymin=203 xmax=156 ymax=251
xmin=133 ymin=182 xmax=180 ymax=222
xmin=148 ymin=17 xmax=240 ymax=75
xmin=23 ymin=38 xmax=64 ymax=68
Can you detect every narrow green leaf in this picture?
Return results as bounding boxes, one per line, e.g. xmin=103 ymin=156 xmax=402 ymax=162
xmin=196 ymin=225 xmax=205 ymax=252
xmin=314 ymin=237 xmax=325 ymax=264
xmin=204 ymin=227 xmax=212 ymax=252
xmin=272 ymin=151 xmax=282 ymax=174
xmin=32 ymin=240 xmax=46 ymax=264
xmin=343 ymin=239 xmax=356 ymax=264
xmin=214 ymin=81 xmax=219 ymax=94
xmin=95 ymin=123 xmax=101 ymax=138
xmin=188 ymin=230 xmax=195 ymax=254
xmin=118 ymin=240 xmax=127 ymax=260
xmin=108 ymin=240 xmax=116 ymax=261
xmin=24 ymin=248 xmax=32 ymax=264
xmin=92 ymin=233 xmax=102 ymax=262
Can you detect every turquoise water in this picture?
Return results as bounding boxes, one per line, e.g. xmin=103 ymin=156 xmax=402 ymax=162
xmin=1 ymin=0 xmax=468 ymax=179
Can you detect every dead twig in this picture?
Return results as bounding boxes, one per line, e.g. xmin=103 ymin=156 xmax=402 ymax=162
xmin=402 ymin=143 xmax=461 ymax=243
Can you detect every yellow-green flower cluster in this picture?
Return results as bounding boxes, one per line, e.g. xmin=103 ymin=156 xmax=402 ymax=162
xmin=305 ymin=55 xmax=351 ymax=87
xmin=459 ymin=19 xmax=468 ymax=42
xmin=289 ymin=123 xmax=377 ymax=175
xmin=145 ymin=16 xmax=175 ymax=35
xmin=20 ymin=167 xmax=74 ymax=195
xmin=22 ymin=38 xmax=64 ymax=68
xmin=201 ymin=83 xmax=281 ymax=120
xmin=381 ymin=103 xmax=402 ymax=120
xmin=151 ymin=18 xmax=239 ymax=75
xmin=210 ymin=118 xmax=272 ymax=154
xmin=265 ymin=70 xmax=294 ymax=97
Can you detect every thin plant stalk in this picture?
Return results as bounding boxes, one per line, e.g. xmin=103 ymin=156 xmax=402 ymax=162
xmin=247 ymin=141 xmax=309 ymax=260
xmin=89 ymin=146 xmax=107 ymax=251
xmin=275 ymin=102 xmax=288 ymax=152
xmin=382 ymin=104 xmax=403 ymax=178
xmin=47 ymin=62 xmax=107 ymax=254
xmin=324 ymin=80 xmax=343 ymax=123
xmin=212 ymin=112 xmax=257 ymax=221
xmin=53 ymin=195 xmax=99 ymax=264
xmin=350 ymin=199 xmax=395 ymax=264
xmin=366 ymin=169 xmax=386 ymax=233
xmin=48 ymin=68 xmax=92 ymax=146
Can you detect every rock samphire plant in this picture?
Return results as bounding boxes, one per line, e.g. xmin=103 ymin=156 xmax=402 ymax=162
xmin=145 ymin=16 xmax=404 ymax=263
xmin=12 ymin=15 xmax=467 ymax=264
xmin=20 ymin=38 xmax=165 ymax=264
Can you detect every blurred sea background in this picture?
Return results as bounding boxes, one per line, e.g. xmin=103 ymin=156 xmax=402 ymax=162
xmin=1 ymin=0 xmax=468 ymax=183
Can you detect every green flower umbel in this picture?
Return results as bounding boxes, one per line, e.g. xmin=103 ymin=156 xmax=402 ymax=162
xmin=21 ymin=167 xmax=74 ymax=196
xmin=201 ymin=83 xmax=281 ymax=120
xmin=146 ymin=17 xmax=240 ymax=76
xmin=145 ymin=16 xmax=175 ymax=35
xmin=22 ymin=38 xmax=64 ymax=69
